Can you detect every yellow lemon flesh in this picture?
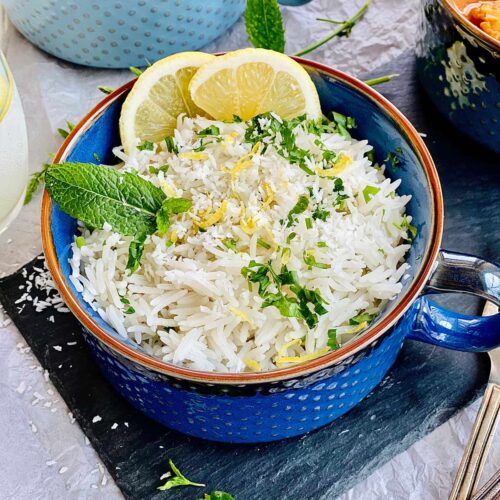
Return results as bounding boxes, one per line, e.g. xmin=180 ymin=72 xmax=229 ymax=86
xmin=189 ymin=48 xmax=321 ymax=122
xmin=119 ymin=52 xmax=216 ymax=152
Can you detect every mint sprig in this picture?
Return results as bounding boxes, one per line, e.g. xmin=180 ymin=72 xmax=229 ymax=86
xmin=245 ymin=0 xmax=285 ymax=53
xmin=45 ymin=162 xmax=191 ymax=272
xmin=158 ymin=459 xmax=205 ymax=491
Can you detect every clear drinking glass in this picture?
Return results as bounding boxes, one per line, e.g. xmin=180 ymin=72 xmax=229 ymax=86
xmin=0 ymin=50 xmax=29 ymax=235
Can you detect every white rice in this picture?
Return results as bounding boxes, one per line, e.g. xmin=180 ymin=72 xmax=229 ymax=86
xmin=69 ymin=113 xmax=413 ymax=373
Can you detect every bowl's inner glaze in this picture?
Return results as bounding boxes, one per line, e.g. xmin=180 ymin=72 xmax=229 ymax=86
xmin=49 ymin=67 xmax=434 ymax=364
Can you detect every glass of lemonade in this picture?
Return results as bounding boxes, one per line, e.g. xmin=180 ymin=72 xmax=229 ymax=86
xmin=0 ymin=50 xmax=28 ymax=235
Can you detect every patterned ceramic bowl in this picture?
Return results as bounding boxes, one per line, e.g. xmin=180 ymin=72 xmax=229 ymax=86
xmin=2 ymin=0 xmax=245 ymax=68
xmin=41 ymin=57 xmax=500 ymax=443
xmin=416 ymin=0 xmax=500 ymax=153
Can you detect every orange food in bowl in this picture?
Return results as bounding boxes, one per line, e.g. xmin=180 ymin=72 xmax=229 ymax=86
xmin=464 ymin=1 xmax=500 ymax=40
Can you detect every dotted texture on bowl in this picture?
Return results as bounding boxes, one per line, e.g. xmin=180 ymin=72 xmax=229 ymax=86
xmin=3 ymin=0 xmax=245 ymax=68
xmin=83 ymin=324 xmax=405 ymax=443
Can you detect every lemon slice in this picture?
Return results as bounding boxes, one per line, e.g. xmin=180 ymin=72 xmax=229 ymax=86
xmin=119 ymin=52 xmax=216 ymax=152
xmin=189 ymin=48 xmax=321 ymax=122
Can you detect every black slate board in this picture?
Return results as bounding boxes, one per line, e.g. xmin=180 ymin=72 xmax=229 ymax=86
xmin=0 ymin=52 xmax=497 ymax=500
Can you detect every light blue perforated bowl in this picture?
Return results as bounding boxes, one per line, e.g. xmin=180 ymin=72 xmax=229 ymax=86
xmin=3 ymin=0 xmax=245 ymax=68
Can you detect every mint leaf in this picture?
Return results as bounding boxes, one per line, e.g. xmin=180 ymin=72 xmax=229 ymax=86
xmin=245 ymin=0 xmax=285 ymax=52
xmin=127 ymin=233 xmax=147 ymax=273
xmin=45 ymin=162 xmax=165 ymax=236
xmin=156 ymin=198 xmax=192 ymax=236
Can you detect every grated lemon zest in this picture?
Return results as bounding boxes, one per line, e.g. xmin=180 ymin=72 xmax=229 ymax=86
xmin=243 ymin=357 xmax=262 ymax=371
xmin=226 ymin=131 xmax=239 ymax=144
xmin=262 ymin=183 xmax=275 ymax=209
xmin=170 ymin=230 xmax=178 ymax=243
xmin=223 ymin=142 xmax=261 ymax=178
xmin=277 ymin=346 xmax=331 ymax=366
xmin=276 ymin=338 xmax=302 ymax=360
xmin=197 ymin=199 xmax=212 ymax=218
xmin=160 ymin=181 xmax=177 ymax=197
xmin=281 ymin=247 xmax=291 ymax=266
xmin=315 ymin=153 xmax=352 ymax=177
xmin=229 ymin=307 xmax=255 ymax=328
xmin=239 ymin=204 xmax=258 ymax=235
xmin=349 ymin=321 xmax=368 ymax=334
xmin=179 ymin=151 xmax=208 ymax=161
xmin=194 ymin=200 xmax=227 ymax=229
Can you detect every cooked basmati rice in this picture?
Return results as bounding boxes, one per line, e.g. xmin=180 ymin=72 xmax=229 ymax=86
xmin=69 ymin=113 xmax=412 ymax=373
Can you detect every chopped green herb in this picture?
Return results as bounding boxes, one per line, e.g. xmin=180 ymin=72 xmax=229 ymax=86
xmin=222 ymin=238 xmax=238 ymax=251
xmin=198 ymin=125 xmax=220 ymax=137
xmin=317 ymin=241 xmax=328 ymax=248
xmin=304 ymin=251 xmax=331 ymax=269
xmin=378 ymin=248 xmax=386 ymax=255
xmin=331 ymin=111 xmax=357 ymax=139
xmin=384 ymin=149 xmax=402 ymax=170
xmin=362 ymin=185 xmax=380 ymax=203
xmin=164 ymin=136 xmax=179 ymax=154
xmin=198 ymin=492 xmax=235 ymax=500
xmin=286 ymin=232 xmax=297 ymax=244
xmin=394 ymin=214 xmax=417 ymax=239
xmin=98 ymin=85 xmax=115 ymax=95
xmin=349 ymin=313 xmax=375 ymax=325
xmin=124 ymin=306 xmax=135 ymax=314
xmin=156 ymin=198 xmax=192 ymax=236
xmin=286 ymin=195 xmax=309 ymax=227
xmin=149 ymin=164 xmax=169 ymax=175
xmin=166 ymin=240 xmax=174 ymax=248
xmin=57 ymin=128 xmax=69 ymax=139
xmin=366 ymin=149 xmax=376 ymax=164
xmin=158 ymin=459 xmax=205 ymax=491
xmin=232 ymin=114 xmax=242 ymax=123
xmin=76 ymin=236 xmax=86 ymax=249
xmin=305 ymin=217 xmax=312 ymax=229
xmin=312 ymin=209 xmax=330 ymax=221
xmin=129 ymin=66 xmax=143 ymax=77
xmin=257 ymin=238 xmax=271 ymax=250
xmin=93 ymin=152 xmax=101 ymax=162
xmin=327 ymin=329 xmax=338 ymax=349
xmin=120 ymin=297 xmax=130 ymax=305
xmin=241 ymin=261 xmax=328 ymax=328
xmin=138 ymin=140 xmax=154 ymax=151
xmin=126 ymin=233 xmax=147 ymax=274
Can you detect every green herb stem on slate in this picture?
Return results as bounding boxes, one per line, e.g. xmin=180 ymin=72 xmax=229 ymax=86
xmin=294 ymin=0 xmax=371 ymax=57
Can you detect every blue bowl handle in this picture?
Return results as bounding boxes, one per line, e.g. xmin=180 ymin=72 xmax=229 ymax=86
xmin=406 ymin=250 xmax=500 ymax=352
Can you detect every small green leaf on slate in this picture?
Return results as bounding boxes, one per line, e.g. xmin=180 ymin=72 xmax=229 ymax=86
xmin=126 ymin=233 xmax=147 ymax=274
xmin=98 ymin=85 xmax=115 ymax=95
xmin=45 ymin=162 xmax=166 ymax=236
xmin=158 ymin=459 xmax=205 ymax=491
xmin=198 ymin=491 xmax=235 ymax=500
xmin=129 ymin=66 xmax=143 ymax=77
xmin=245 ymin=0 xmax=285 ymax=52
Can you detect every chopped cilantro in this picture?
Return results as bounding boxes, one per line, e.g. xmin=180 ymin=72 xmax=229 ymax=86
xmin=241 ymin=261 xmax=328 ymax=328
xmin=93 ymin=152 xmax=101 ymax=161
xmin=384 ymin=149 xmax=403 ymax=170
xmin=164 ymin=136 xmax=179 ymax=154
xmin=366 ymin=149 xmax=376 ymax=164
xmin=305 ymin=217 xmax=312 ymax=229
xmin=317 ymin=241 xmax=328 ymax=248
xmin=120 ymin=297 xmax=130 ymax=304
xmin=286 ymin=195 xmax=309 ymax=227
xmin=232 ymin=114 xmax=242 ymax=123
xmin=349 ymin=313 xmax=375 ymax=325
xmin=222 ymin=238 xmax=238 ymax=251
xmin=138 ymin=140 xmax=154 ymax=151
xmin=198 ymin=125 xmax=220 ymax=137
xmin=149 ymin=164 xmax=169 ymax=175
xmin=362 ymin=185 xmax=380 ymax=203
xmin=304 ymin=250 xmax=331 ymax=269
xmin=394 ymin=214 xmax=417 ymax=239
xmin=327 ymin=329 xmax=338 ymax=349
xmin=312 ymin=209 xmax=330 ymax=221
xmin=257 ymin=238 xmax=271 ymax=250
xmin=124 ymin=306 xmax=135 ymax=315
xmin=286 ymin=232 xmax=297 ymax=244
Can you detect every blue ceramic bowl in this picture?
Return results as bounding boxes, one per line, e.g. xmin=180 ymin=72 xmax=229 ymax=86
xmin=41 ymin=57 xmax=500 ymax=443
xmin=416 ymin=0 xmax=500 ymax=153
xmin=3 ymin=0 xmax=245 ymax=69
